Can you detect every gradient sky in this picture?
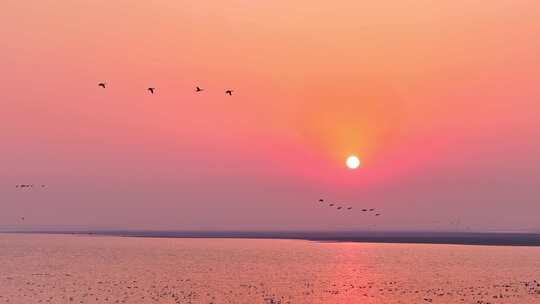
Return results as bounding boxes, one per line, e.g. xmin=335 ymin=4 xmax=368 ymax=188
xmin=1 ymin=0 xmax=539 ymax=232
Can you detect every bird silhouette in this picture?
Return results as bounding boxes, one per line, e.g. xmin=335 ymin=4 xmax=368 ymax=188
xmin=362 ymin=209 xmax=368 ymax=212
xmin=196 ymin=86 xmax=203 ymax=92
xmin=329 ymin=204 xmax=334 ymax=207
xmin=148 ymin=87 xmax=155 ymax=94
xmin=347 ymin=207 xmax=352 ymax=210
xmin=369 ymin=208 xmax=375 ymax=211
xmin=225 ymin=90 xmax=233 ymax=96
xmin=98 ymin=82 xmax=106 ymax=88
xmin=337 ymin=207 xmax=343 ymax=210
xmin=319 ymin=199 xmax=324 ymax=202
xmin=375 ymin=213 xmax=381 ymax=216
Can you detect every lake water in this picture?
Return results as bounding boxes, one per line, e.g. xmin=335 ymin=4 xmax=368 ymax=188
xmin=1 ymin=233 xmax=540 ymax=303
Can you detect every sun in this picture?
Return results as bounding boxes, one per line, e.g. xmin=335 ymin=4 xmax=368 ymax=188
xmin=346 ymin=155 xmax=361 ymax=169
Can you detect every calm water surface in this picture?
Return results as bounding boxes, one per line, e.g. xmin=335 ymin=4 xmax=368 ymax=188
xmin=1 ymin=233 xmax=540 ymax=303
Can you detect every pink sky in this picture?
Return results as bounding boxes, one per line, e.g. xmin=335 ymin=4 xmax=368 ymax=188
xmin=1 ymin=0 xmax=539 ymax=231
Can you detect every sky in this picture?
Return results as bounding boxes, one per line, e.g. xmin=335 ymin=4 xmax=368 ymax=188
xmin=1 ymin=0 xmax=539 ymax=232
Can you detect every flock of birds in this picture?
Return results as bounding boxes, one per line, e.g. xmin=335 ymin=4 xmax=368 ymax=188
xmin=318 ymin=199 xmax=381 ymax=216
xmin=13 ymin=87 xmax=381 ymax=220
xmin=13 ymin=192 xmax=383 ymax=222
xmin=11 ymin=82 xmax=387 ymax=226
xmin=15 ymin=184 xmax=45 ymax=189
xmin=97 ymin=82 xmax=234 ymax=95
xmin=12 ymin=81 xmax=234 ymax=223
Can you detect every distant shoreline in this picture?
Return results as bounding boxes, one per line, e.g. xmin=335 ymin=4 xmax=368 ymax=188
xmin=4 ymin=230 xmax=540 ymax=247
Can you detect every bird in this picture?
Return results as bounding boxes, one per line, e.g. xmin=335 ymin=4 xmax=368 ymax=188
xmin=329 ymin=204 xmax=334 ymax=207
xmin=362 ymin=209 xmax=368 ymax=212
xmin=337 ymin=207 xmax=343 ymax=210
xmin=375 ymin=213 xmax=381 ymax=216
xmin=196 ymin=86 xmax=204 ymax=92
xmin=148 ymin=87 xmax=155 ymax=94
xmin=319 ymin=199 xmax=324 ymax=202
xmin=225 ymin=90 xmax=233 ymax=96
xmin=98 ymin=82 xmax=106 ymax=88
xmin=347 ymin=207 xmax=352 ymax=210
xmin=369 ymin=208 xmax=375 ymax=211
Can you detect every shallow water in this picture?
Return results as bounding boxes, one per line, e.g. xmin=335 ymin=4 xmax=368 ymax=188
xmin=1 ymin=233 xmax=539 ymax=303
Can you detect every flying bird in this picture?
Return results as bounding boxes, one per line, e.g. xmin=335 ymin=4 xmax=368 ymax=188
xmin=148 ymin=87 xmax=155 ymax=94
xmin=337 ymin=207 xmax=343 ymax=210
xmin=375 ymin=213 xmax=381 ymax=216
xmin=225 ymin=90 xmax=233 ymax=96
xmin=329 ymin=204 xmax=335 ymax=207
xmin=319 ymin=199 xmax=324 ymax=202
xmin=362 ymin=209 xmax=368 ymax=212
xmin=369 ymin=208 xmax=375 ymax=211
xmin=98 ymin=82 xmax=106 ymax=88
xmin=347 ymin=207 xmax=352 ymax=210
xmin=196 ymin=86 xmax=204 ymax=92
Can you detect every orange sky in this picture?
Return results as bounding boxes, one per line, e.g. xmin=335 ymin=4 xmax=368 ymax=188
xmin=1 ymin=0 xmax=540 ymax=231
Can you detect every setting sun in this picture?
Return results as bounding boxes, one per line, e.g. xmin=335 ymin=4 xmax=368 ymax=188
xmin=346 ymin=155 xmax=361 ymax=169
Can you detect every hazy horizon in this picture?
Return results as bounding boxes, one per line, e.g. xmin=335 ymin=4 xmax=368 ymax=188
xmin=2 ymin=225 xmax=540 ymax=235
